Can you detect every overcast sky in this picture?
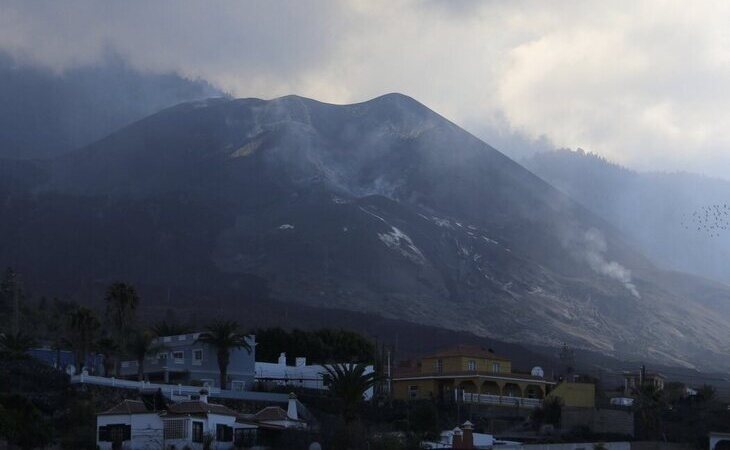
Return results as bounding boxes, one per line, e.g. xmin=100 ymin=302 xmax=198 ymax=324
xmin=2 ymin=0 xmax=730 ymax=177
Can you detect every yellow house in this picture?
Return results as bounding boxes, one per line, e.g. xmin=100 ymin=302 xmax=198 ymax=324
xmin=392 ymin=345 xmax=555 ymax=407
xmin=546 ymin=381 xmax=596 ymax=408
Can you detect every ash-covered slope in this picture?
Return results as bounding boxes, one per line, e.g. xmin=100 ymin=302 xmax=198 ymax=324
xmin=3 ymin=94 xmax=729 ymax=370
xmin=523 ymin=148 xmax=730 ymax=287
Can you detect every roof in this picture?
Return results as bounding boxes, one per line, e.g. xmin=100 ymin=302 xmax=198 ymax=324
xmin=99 ymin=400 xmax=151 ymax=415
xmin=392 ymin=370 xmax=553 ymax=384
xmin=624 ymin=371 xmax=666 ymax=379
xmin=252 ymin=406 xmax=292 ymax=422
xmin=166 ymin=400 xmax=238 ymax=416
xmin=422 ymin=345 xmax=511 ymax=362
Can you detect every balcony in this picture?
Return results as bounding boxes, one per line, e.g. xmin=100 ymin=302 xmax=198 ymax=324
xmin=462 ymin=392 xmax=542 ymax=409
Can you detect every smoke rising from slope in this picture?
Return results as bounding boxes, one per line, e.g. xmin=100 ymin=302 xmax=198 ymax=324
xmin=582 ymin=228 xmax=640 ymax=298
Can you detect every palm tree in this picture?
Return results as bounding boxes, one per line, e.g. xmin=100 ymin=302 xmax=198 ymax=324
xmin=104 ymin=282 xmax=139 ymax=365
xmin=196 ymin=321 xmax=251 ymax=389
xmin=127 ymin=330 xmax=161 ymax=381
xmin=0 ymin=331 xmax=37 ymax=354
xmin=65 ymin=306 xmax=100 ymax=374
xmin=634 ymin=383 xmax=666 ymax=439
xmin=322 ymin=363 xmax=379 ymax=422
xmin=151 ymin=320 xmax=191 ymax=337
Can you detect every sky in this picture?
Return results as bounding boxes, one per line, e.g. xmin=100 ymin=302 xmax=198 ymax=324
xmin=2 ymin=0 xmax=730 ymax=177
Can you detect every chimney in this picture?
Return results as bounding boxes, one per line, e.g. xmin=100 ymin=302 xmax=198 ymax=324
xmin=295 ymin=357 xmax=307 ymax=367
xmin=461 ymin=421 xmax=474 ymax=449
xmin=287 ymin=392 xmax=298 ymax=420
xmin=199 ymin=388 xmax=209 ymax=404
xmin=278 ymin=352 xmax=287 ymax=366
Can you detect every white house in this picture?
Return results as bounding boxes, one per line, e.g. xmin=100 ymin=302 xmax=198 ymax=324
xmin=97 ymin=390 xmax=309 ymax=449
xmin=162 ymin=390 xmax=257 ymax=450
xmin=238 ymin=393 xmax=307 ymax=431
xmin=97 ymin=391 xmax=256 ymax=450
xmin=97 ymin=400 xmax=164 ymax=450
xmin=255 ymin=353 xmax=375 ymax=400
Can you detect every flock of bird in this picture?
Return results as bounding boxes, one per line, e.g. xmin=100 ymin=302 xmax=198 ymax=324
xmin=682 ymin=204 xmax=730 ymax=237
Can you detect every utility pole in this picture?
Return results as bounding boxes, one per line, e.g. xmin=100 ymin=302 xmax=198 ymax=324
xmin=13 ymin=278 xmax=19 ymax=335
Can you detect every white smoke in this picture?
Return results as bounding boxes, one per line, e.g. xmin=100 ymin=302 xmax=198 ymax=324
xmin=582 ymin=228 xmax=640 ymax=298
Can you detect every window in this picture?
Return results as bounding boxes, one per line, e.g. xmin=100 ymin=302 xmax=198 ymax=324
xmin=200 ymin=378 xmax=215 ymax=387
xmin=178 ymin=335 xmax=186 ymax=341
xmin=435 ymin=359 xmax=443 ymax=373
xmin=231 ymin=380 xmax=246 ymax=391
xmin=192 ymin=349 xmax=203 ymax=365
xmin=163 ymin=336 xmax=171 ymax=343
xmin=467 ymin=360 xmax=477 ymax=371
xmin=492 ymin=362 xmax=501 ymax=374
xmin=216 ymin=424 xmax=233 ymax=442
xmin=173 ymin=351 xmax=184 ymax=363
xmin=408 ymin=385 xmax=419 ymax=399
xmin=235 ymin=428 xmax=257 ymax=447
xmin=98 ymin=424 xmax=131 ymax=442
xmin=164 ymin=419 xmax=188 ymax=439
xmin=192 ymin=421 xmax=204 ymax=443
xmin=158 ymin=352 xmax=168 ymax=363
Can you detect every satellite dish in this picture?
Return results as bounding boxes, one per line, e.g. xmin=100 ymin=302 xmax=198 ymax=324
xmin=66 ymin=365 xmax=76 ymax=376
xmin=531 ymin=366 xmax=544 ymax=378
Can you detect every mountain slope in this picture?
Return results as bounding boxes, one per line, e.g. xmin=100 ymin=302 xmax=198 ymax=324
xmin=523 ymin=149 xmax=730 ymax=287
xmin=2 ymin=94 xmax=729 ymax=370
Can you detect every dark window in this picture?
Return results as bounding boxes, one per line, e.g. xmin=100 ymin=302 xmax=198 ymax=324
xmin=235 ymin=428 xmax=257 ymax=447
xmin=192 ymin=421 xmax=204 ymax=443
xmin=408 ymin=385 xmax=419 ymax=399
xmin=163 ymin=419 xmax=187 ymax=439
xmin=216 ymin=424 xmax=233 ymax=442
xmin=99 ymin=424 xmax=131 ymax=442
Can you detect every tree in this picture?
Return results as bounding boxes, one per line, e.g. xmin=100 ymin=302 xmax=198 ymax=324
xmin=96 ymin=337 xmax=119 ymax=377
xmin=127 ymin=329 xmax=161 ymax=381
xmin=151 ymin=320 xmax=191 ymax=337
xmin=0 ymin=268 xmax=23 ymax=335
xmin=322 ymin=363 xmax=379 ymax=423
xmin=0 ymin=395 xmax=53 ymax=450
xmin=634 ymin=383 xmax=666 ymax=440
xmin=104 ymin=282 xmax=139 ymax=368
xmin=196 ymin=321 xmax=251 ymax=389
xmin=697 ymin=384 xmax=716 ymax=402
xmin=558 ymin=342 xmax=575 ymax=380
xmin=0 ymin=331 xmax=37 ymax=354
xmin=65 ymin=307 xmax=100 ymax=374
xmin=531 ymin=396 xmax=563 ymax=429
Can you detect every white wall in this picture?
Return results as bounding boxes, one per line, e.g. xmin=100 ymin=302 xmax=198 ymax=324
xmin=97 ymin=413 xmax=163 ymax=450
xmin=255 ymin=361 xmax=375 ymax=399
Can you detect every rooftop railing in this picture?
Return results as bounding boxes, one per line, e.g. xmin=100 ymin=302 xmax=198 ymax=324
xmin=462 ymin=392 xmax=542 ymax=408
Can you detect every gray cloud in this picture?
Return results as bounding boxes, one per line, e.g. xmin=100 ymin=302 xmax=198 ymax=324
xmin=2 ymin=0 xmax=729 ymax=178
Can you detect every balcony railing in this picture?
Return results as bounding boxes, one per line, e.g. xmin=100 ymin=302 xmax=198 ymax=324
xmin=462 ymin=392 xmax=542 ymax=408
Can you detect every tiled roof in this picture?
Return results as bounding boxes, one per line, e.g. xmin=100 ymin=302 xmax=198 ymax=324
xmin=252 ymin=406 xmax=291 ymax=422
xmin=423 ymin=345 xmax=511 ymax=362
xmin=392 ymin=369 xmax=552 ymax=383
xmin=99 ymin=400 xmax=150 ymax=415
xmin=166 ymin=401 xmax=238 ymax=416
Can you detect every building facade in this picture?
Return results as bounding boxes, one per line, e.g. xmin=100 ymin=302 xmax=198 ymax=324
xmin=255 ymin=353 xmax=375 ymax=399
xmin=120 ymin=332 xmax=256 ymax=390
xmin=392 ymin=345 xmax=554 ymax=406
xmin=623 ymin=370 xmax=665 ymax=395
xmin=96 ymin=395 xmax=258 ymax=450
